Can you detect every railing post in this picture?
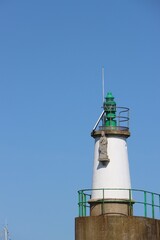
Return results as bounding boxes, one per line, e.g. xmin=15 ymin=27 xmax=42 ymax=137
xmin=129 ymin=189 xmax=132 ymax=216
xmin=159 ymin=195 xmax=160 ymax=218
xmin=82 ymin=192 xmax=85 ymax=217
xmin=118 ymin=113 xmax=120 ymax=126
xmin=84 ymin=193 xmax=86 ymax=216
xmin=102 ymin=189 xmax=104 ymax=214
xmin=152 ymin=193 xmax=155 ymax=219
xmin=78 ymin=191 xmax=80 ymax=217
xmin=79 ymin=191 xmax=82 ymax=217
xmin=144 ymin=191 xmax=147 ymax=218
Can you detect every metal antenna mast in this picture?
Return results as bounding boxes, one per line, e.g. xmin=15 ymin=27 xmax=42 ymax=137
xmin=102 ymin=66 xmax=105 ymax=104
xmin=4 ymin=226 xmax=9 ymax=240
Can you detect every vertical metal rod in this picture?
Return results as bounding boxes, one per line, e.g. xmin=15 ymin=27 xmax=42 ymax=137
xmin=159 ymin=195 xmax=160 ymax=217
xmin=144 ymin=191 xmax=147 ymax=217
xmin=102 ymin=66 xmax=105 ymax=104
xmin=152 ymin=193 xmax=155 ymax=219
xmin=129 ymin=189 xmax=132 ymax=216
xmin=78 ymin=191 xmax=80 ymax=217
xmin=118 ymin=112 xmax=120 ymax=127
xmin=81 ymin=191 xmax=83 ymax=217
xmin=102 ymin=189 xmax=104 ymax=214
xmin=84 ymin=194 xmax=86 ymax=216
xmin=4 ymin=226 xmax=8 ymax=240
xmin=79 ymin=191 xmax=82 ymax=217
xmin=82 ymin=192 xmax=87 ymax=217
xmin=82 ymin=192 xmax=85 ymax=217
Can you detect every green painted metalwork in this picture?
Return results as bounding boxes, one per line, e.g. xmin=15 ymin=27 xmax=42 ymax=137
xmin=152 ymin=193 xmax=155 ymax=219
xmin=78 ymin=191 xmax=81 ymax=216
xmin=77 ymin=188 xmax=160 ymax=219
xmin=129 ymin=189 xmax=132 ymax=216
xmin=103 ymin=92 xmax=117 ymax=127
xmin=83 ymin=193 xmax=86 ymax=216
xmin=144 ymin=191 xmax=147 ymax=218
xmin=102 ymin=189 xmax=105 ymax=214
xmin=159 ymin=195 xmax=160 ymax=216
xmin=78 ymin=190 xmax=82 ymax=216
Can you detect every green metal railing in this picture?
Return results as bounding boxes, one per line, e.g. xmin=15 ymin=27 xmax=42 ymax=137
xmin=78 ymin=188 xmax=160 ymax=219
xmin=92 ymin=107 xmax=129 ymax=133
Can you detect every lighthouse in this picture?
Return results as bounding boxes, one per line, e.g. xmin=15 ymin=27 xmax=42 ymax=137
xmin=90 ymin=92 xmax=132 ymax=216
xmin=75 ymin=92 xmax=160 ymax=240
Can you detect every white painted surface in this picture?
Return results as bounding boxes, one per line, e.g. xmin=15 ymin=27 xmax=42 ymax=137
xmin=91 ymin=136 xmax=131 ymax=200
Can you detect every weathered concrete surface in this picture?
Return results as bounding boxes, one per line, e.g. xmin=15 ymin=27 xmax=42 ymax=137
xmin=75 ymin=216 xmax=160 ymax=240
xmin=90 ymin=201 xmax=133 ymax=216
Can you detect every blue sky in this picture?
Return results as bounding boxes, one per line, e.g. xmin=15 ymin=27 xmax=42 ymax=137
xmin=0 ymin=0 xmax=160 ymax=239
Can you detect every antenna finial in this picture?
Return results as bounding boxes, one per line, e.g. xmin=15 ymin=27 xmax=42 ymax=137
xmin=102 ymin=66 xmax=105 ymax=104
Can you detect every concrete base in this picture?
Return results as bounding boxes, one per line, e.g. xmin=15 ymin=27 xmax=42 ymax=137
xmin=75 ymin=216 xmax=160 ymax=240
xmin=89 ymin=200 xmax=133 ymax=216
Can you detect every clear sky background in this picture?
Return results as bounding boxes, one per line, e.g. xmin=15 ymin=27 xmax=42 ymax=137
xmin=0 ymin=0 xmax=160 ymax=239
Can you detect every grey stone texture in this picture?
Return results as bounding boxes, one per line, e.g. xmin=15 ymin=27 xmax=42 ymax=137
xmin=75 ymin=215 xmax=160 ymax=240
xmin=90 ymin=201 xmax=133 ymax=216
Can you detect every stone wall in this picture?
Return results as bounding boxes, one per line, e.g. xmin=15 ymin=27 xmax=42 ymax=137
xmin=75 ymin=216 xmax=160 ymax=240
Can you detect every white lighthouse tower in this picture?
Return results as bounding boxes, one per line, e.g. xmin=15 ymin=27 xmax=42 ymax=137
xmin=75 ymin=92 xmax=160 ymax=240
xmin=90 ymin=92 xmax=132 ymax=216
